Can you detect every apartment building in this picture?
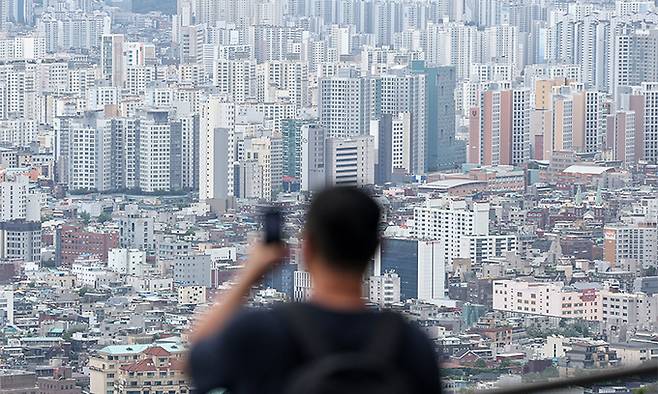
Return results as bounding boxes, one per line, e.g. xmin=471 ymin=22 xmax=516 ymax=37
xmin=89 ymin=343 xmax=186 ymax=394
xmin=493 ymin=279 xmax=601 ymax=321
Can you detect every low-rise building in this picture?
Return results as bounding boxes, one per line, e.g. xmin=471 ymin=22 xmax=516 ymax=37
xmin=603 ymin=223 xmax=658 ymax=268
xmin=0 ymin=220 xmax=41 ymax=262
xmin=0 ymin=370 xmax=39 ymax=394
xmin=563 ymin=338 xmax=618 ymax=369
xmin=114 ymin=346 xmax=190 ymax=394
xmin=173 ymin=254 xmax=212 ymax=287
xmin=177 ymin=286 xmax=207 ymax=305
xmin=460 ymin=234 xmax=517 ymax=264
xmin=369 ymin=272 xmax=401 ymax=306
xmin=89 ymin=343 xmax=186 ymax=394
xmin=610 ymin=342 xmax=658 ymax=365
xmin=493 ymin=279 xmax=601 ymax=321
xmin=56 ymin=224 xmax=119 ymax=265
xmin=601 ymin=290 xmax=658 ymax=332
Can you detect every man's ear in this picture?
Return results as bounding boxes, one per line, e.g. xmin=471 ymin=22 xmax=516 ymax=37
xmin=301 ymin=233 xmax=314 ymax=271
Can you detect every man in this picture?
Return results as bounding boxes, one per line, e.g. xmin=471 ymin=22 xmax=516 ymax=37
xmin=188 ymin=187 xmax=440 ymax=393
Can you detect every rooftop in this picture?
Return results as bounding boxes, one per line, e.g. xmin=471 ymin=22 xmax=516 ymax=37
xmin=99 ymin=343 xmax=185 ymax=355
xmin=563 ymin=165 xmax=615 ymax=175
xmin=420 ymin=179 xmax=487 ymax=190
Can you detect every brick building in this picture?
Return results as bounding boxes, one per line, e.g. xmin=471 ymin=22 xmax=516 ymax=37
xmin=55 ymin=224 xmax=119 ymax=265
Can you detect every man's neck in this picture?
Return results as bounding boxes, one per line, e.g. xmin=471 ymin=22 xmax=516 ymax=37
xmin=309 ymin=268 xmax=365 ymax=311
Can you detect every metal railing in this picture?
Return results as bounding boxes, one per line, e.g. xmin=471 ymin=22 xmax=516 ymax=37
xmin=481 ymin=361 xmax=658 ymax=394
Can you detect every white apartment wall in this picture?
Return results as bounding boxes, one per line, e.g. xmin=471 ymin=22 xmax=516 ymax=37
xmin=494 ymin=280 xmax=601 ymax=321
xmin=0 ymin=287 xmax=13 ymax=325
xmin=107 ymin=248 xmax=147 ymax=275
xmin=369 ymin=272 xmax=401 ymax=306
xmin=417 ymin=240 xmax=446 ymax=303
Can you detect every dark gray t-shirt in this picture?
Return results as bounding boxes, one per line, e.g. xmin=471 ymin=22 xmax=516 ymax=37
xmin=189 ymin=303 xmax=441 ymax=394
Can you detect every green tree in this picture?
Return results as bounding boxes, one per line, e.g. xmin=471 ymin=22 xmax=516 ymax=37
xmin=474 ymin=359 xmax=487 ymax=368
xmin=540 ymin=366 xmax=559 ymax=379
xmin=79 ymin=212 xmax=91 ymax=224
xmin=62 ymin=326 xmax=86 ymax=341
xmin=97 ymin=212 xmax=112 ymax=223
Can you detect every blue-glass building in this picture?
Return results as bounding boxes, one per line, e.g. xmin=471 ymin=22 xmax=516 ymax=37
xmin=263 ymin=261 xmax=297 ymax=300
xmin=378 ymin=238 xmax=419 ymax=300
xmin=410 ymin=60 xmax=465 ymax=171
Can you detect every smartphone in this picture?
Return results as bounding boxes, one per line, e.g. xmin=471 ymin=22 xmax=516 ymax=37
xmin=263 ymin=208 xmax=283 ymax=244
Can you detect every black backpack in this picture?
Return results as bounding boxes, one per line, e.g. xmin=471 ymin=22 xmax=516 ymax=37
xmin=281 ymin=304 xmax=412 ymax=394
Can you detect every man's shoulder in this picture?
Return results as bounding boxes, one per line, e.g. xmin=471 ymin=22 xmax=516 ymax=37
xmin=397 ymin=316 xmax=435 ymax=350
xmin=228 ymin=304 xmax=433 ymax=351
xmin=227 ymin=307 xmax=287 ymax=334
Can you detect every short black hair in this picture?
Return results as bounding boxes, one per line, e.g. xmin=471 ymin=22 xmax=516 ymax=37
xmin=305 ymin=187 xmax=381 ymax=273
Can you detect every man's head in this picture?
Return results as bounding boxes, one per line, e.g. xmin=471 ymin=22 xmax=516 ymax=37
xmin=303 ymin=187 xmax=381 ymax=275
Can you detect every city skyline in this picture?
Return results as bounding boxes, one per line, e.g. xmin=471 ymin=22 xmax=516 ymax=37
xmin=0 ymin=0 xmax=655 ymax=393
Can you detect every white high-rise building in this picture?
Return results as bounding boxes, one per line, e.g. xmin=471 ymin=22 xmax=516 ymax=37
xmin=616 ymin=0 xmax=655 ymax=16
xmin=626 ymin=83 xmax=658 ymax=163
xmin=239 ymin=136 xmax=273 ymax=200
xmin=101 ymin=34 xmax=125 ymax=87
xmin=417 ymin=240 xmax=446 ymax=302
xmin=256 ymin=61 xmax=308 ymax=110
xmin=574 ymin=17 xmax=611 ymax=91
xmin=414 ymin=199 xmax=490 ymax=269
xmin=139 ymin=110 xmax=171 ymax=193
xmin=125 ymin=66 xmax=156 ymax=96
xmin=379 ymin=72 xmax=426 ymax=174
xmin=213 ymin=60 xmax=257 ymax=103
xmin=177 ymin=114 xmax=199 ymax=191
xmin=194 ymin=0 xmax=224 ymax=26
xmin=460 ymin=234 xmax=517 ymax=264
xmin=87 ymin=86 xmax=119 ymax=110
xmin=329 ymin=25 xmax=352 ymax=56
xmin=68 ymin=126 xmax=111 ymax=192
xmin=200 ymin=97 xmax=235 ymax=202
xmin=612 ymin=26 xmax=658 ymax=98
xmin=391 ymin=112 xmax=412 ymax=174
xmin=319 ymin=69 xmax=366 ymax=138
xmin=483 ymin=24 xmax=520 ymax=74
xmin=0 ymin=287 xmax=13 ymax=325
xmin=0 ymin=174 xmax=41 ymax=222
xmin=325 ymin=136 xmax=375 ymax=187
xmin=300 ymin=123 xmax=325 ymax=192
xmin=180 ymin=24 xmax=205 ymax=64
xmin=38 ymin=12 xmax=111 ymax=52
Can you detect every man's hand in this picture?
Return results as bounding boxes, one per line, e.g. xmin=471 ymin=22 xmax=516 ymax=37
xmin=189 ymin=241 xmax=287 ymax=344
xmin=240 ymin=242 xmax=288 ymax=285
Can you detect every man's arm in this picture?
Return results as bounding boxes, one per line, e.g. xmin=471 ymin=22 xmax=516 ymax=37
xmin=189 ymin=242 xmax=287 ymax=344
